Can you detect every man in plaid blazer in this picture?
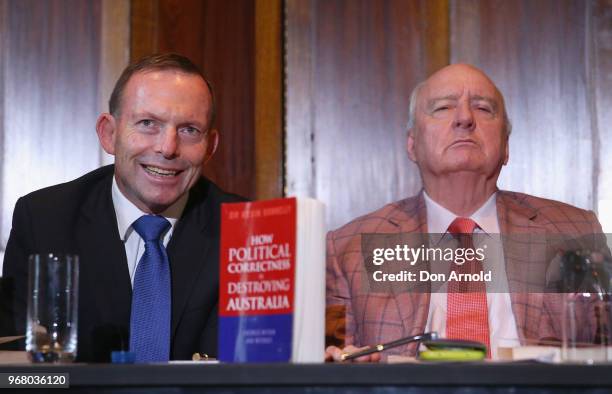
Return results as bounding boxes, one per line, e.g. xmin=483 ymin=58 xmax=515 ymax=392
xmin=325 ymin=64 xmax=605 ymax=361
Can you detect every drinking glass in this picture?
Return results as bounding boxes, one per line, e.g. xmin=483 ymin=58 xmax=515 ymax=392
xmin=561 ymin=250 xmax=612 ymax=363
xmin=26 ymin=253 xmax=79 ymax=362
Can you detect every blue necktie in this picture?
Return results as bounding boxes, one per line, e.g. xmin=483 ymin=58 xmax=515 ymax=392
xmin=129 ymin=215 xmax=172 ymax=362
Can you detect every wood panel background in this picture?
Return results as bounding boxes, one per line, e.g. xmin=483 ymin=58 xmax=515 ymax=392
xmin=132 ymin=0 xmax=256 ymax=199
xmin=131 ymin=0 xmax=283 ymax=201
xmin=286 ymin=0 xmax=449 ymax=230
xmin=451 ymin=0 xmax=595 ymax=211
xmin=0 ymin=0 xmax=104 ymax=252
xmin=1 ymin=0 xmax=610 ymax=272
xmin=286 ymin=0 xmax=612 ymax=231
xmin=592 ymin=0 xmax=612 ymax=230
xmin=0 ymin=0 xmax=281 ymax=273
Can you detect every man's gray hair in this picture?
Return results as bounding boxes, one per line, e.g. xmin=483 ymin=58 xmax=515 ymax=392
xmin=406 ymin=82 xmax=425 ymax=132
xmin=406 ymin=82 xmax=512 ymax=136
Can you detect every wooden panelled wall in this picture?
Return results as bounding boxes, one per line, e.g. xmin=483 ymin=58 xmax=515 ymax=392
xmin=0 ymin=0 xmax=281 ymax=265
xmin=3 ymin=0 xmax=282 ymax=262
xmin=131 ymin=0 xmax=283 ymax=201
xmin=1 ymin=0 xmax=611 ymax=263
xmin=0 ymin=0 xmax=106 ymax=251
xmin=132 ymin=0 xmax=258 ymax=199
xmin=286 ymin=0 xmax=612 ymax=231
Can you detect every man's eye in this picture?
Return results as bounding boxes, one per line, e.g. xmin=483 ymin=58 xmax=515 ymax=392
xmin=434 ymin=106 xmax=449 ymax=112
xmin=477 ymin=106 xmax=492 ymax=113
xmin=181 ymin=126 xmax=201 ymax=135
xmin=138 ymin=119 xmax=155 ymax=127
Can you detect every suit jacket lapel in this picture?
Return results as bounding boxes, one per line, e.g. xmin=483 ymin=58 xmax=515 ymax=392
xmin=497 ymin=191 xmax=547 ymax=343
xmin=392 ymin=191 xmax=431 ymax=336
xmin=167 ymin=181 xmax=214 ymax=339
xmin=77 ymin=174 xmax=132 ymax=328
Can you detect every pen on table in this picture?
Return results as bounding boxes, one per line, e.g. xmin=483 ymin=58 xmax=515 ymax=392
xmin=340 ymin=332 xmax=438 ymax=361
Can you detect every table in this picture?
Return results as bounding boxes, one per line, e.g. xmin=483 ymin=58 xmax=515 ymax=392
xmin=1 ymin=362 xmax=611 ymax=393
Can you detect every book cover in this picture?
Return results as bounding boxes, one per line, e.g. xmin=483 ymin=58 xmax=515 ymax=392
xmin=219 ymin=198 xmax=298 ymax=362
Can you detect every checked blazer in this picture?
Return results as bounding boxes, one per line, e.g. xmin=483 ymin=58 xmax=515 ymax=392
xmin=326 ymin=190 xmax=605 ymax=357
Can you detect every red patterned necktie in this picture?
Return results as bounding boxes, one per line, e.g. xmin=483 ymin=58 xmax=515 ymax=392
xmin=446 ymin=217 xmax=491 ymax=357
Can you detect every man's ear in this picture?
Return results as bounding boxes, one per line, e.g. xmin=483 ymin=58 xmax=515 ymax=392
xmin=96 ymin=113 xmax=117 ymax=155
xmin=203 ymin=128 xmax=219 ymax=164
xmin=406 ymin=129 xmax=418 ymax=163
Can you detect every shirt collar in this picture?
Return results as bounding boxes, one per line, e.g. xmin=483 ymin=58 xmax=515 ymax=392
xmin=111 ymin=176 xmax=188 ymax=241
xmin=423 ymin=191 xmax=499 ymax=234
xmin=470 ymin=192 xmax=499 ymax=234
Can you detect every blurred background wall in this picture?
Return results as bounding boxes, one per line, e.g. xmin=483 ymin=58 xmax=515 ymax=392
xmin=0 ymin=0 xmax=610 ymax=271
xmin=286 ymin=0 xmax=612 ymax=231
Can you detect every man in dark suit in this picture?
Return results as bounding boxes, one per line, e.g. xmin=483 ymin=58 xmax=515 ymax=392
xmin=2 ymin=54 xmax=243 ymax=362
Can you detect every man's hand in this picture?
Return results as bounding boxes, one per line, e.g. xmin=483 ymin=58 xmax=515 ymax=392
xmin=324 ymin=345 xmax=382 ymax=363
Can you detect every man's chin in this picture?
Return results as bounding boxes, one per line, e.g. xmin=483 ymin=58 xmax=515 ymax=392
xmin=434 ymin=163 xmax=488 ymax=177
xmin=442 ymin=157 xmax=488 ymax=172
xmin=138 ymin=192 xmax=187 ymax=214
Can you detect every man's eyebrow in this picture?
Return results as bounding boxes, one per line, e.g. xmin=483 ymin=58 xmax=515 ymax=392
xmin=132 ymin=111 xmax=163 ymax=120
xmin=133 ymin=111 xmax=207 ymax=129
xmin=426 ymin=95 xmax=459 ymax=108
xmin=425 ymin=94 xmax=500 ymax=112
xmin=470 ymin=95 xmax=499 ymax=110
xmin=178 ymin=120 xmax=206 ymax=130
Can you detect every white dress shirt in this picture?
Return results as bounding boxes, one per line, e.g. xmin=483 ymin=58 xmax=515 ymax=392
xmin=422 ymin=191 xmax=520 ymax=358
xmin=111 ymin=177 xmax=188 ymax=287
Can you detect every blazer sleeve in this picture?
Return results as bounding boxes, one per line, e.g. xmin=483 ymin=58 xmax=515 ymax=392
xmin=1 ymin=197 xmax=35 ymax=342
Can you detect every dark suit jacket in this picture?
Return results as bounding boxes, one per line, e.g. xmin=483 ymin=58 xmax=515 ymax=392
xmin=1 ymin=165 xmax=244 ymax=362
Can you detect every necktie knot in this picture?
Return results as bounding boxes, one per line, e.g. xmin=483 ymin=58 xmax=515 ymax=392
xmin=448 ymin=217 xmax=478 ymax=235
xmin=132 ymin=215 xmax=170 ymax=242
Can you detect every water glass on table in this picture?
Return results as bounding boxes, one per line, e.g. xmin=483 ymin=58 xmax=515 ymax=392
xmin=26 ymin=253 xmax=79 ymax=363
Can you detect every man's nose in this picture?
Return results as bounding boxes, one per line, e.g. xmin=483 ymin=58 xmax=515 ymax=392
xmin=453 ymin=102 xmax=475 ymax=131
xmin=157 ymin=127 xmax=179 ymax=158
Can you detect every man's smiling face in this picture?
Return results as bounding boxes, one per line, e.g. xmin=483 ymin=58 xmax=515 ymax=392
xmin=407 ymin=64 xmax=509 ymax=180
xmin=99 ymin=69 xmax=216 ymax=214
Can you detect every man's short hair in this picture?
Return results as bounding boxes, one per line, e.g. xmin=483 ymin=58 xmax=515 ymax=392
xmin=109 ymin=53 xmax=216 ymax=127
xmin=406 ymin=81 xmax=512 ymax=137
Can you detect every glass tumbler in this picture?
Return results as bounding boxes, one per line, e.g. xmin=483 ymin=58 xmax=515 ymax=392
xmin=26 ymin=253 xmax=79 ymax=362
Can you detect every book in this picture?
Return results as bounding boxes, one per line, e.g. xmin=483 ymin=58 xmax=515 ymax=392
xmin=218 ymin=197 xmax=325 ymax=362
xmin=497 ymin=346 xmax=560 ymax=362
xmin=498 ymin=345 xmax=612 ymax=363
